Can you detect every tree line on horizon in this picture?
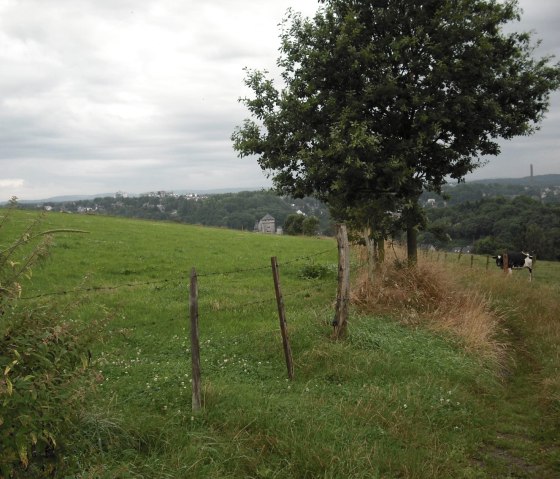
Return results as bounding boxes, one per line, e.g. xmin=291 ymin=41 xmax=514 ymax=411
xmin=419 ymin=195 xmax=560 ymax=260
xmin=19 ymin=182 xmax=560 ymax=260
xmin=30 ymin=190 xmax=331 ymax=236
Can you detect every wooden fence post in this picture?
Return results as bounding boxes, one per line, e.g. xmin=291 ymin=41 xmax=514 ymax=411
xmin=470 ymin=255 xmax=474 ymax=268
xmin=503 ymin=253 xmax=509 ymax=274
xmin=333 ymin=224 xmax=350 ymax=339
xmin=271 ymin=257 xmax=294 ymax=380
xmin=190 ymin=267 xmax=202 ymax=411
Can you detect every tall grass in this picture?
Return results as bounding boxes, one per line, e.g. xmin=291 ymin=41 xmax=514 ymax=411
xmin=351 ymin=245 xmax=507 ymax=367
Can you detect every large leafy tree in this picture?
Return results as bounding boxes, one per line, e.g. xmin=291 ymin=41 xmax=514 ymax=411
xmin=232 ymin=0 xmax=560 ymax=263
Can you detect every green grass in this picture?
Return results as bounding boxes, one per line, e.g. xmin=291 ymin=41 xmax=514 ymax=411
xmin=2 ymin=209 xmax=560 ymax=478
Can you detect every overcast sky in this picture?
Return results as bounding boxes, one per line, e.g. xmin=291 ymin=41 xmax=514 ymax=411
xmin=1 ymin=0 xmax=559 ymax=201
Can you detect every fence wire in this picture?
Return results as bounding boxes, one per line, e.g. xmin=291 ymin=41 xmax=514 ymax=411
xmin=18 ymin=247 xmax=337 ymax=301
xmin=197 ymin=281 xmax=334 ymax=316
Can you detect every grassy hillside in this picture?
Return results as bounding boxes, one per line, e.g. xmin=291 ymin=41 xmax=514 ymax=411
xmin=2 ymin=209 xmax=559 ymax=478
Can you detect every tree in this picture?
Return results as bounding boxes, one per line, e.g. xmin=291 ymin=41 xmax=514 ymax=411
xmin=232 ymin=0 xmax=560 ymax=264
xmin=284 ymin=214 xmax=305 ymax=235
xmin=302 ymin=215 xmax=320 ymax=236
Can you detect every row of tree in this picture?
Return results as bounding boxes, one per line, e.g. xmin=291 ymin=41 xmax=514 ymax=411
xmin=421 ymin=176 xmax=560 ymax=207
xmin=232 ymin=0 xmax=560 ymax=265
xmin=31 ymin=191 xmax=330 ymax=235
xmin=420 ymin=196 xmax=560 ymax=260
xmin=22 ymin=185 xmax=560 ymax=259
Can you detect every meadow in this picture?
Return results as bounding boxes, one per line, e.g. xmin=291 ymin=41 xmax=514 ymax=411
xmin=1 ymin=209 xmax=559 ymax=478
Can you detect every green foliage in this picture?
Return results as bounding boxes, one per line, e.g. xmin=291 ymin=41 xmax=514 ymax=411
xmin=421 ymin=195 xmax=560 ymax=259
xmin=283 ymin=213 xmax=305 ymax=235
xmin=233 ymin=0 xmax=560 ymax=256
xmin=421 ymin=176 xmax=560 ymax=206
xmin=302 ymin=215 xmax=320 ymax=236
xmin=25 ymin=190 xmax=333 ymax=235
xmin=0 ymin=203 xmax=100 ymax=478
xmin=284 ymin=214 xmax=321 ymax=236
xmin=297 ymin=262 xmax=335 ymax=279
xmin=0 ymin=305 xmax=101 ymax=478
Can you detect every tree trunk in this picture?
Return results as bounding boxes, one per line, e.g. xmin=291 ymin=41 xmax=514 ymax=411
xmin=377 ymin=237 xmax=385 ymax=265
xmin=407 ymin=226 xmax=417 ymax=266
xmin=364 ymin=228 xmax=375 ymax=282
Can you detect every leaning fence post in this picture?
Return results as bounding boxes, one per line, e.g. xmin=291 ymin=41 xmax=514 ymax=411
xmin=190 ymin=267 xmax=202 ymax=411
xmin=271 ymin=257 xmax=294 ymax=380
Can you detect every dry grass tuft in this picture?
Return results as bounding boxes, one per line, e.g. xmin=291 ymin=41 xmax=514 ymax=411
xmin=352 ymin=245 xmax=507 ymax=365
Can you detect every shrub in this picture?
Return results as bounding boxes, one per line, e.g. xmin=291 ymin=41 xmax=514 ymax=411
xmin=1 ymin=201 xmax=100 ymax=478
xmin=298 ymin=262 xmax=335 ymax=280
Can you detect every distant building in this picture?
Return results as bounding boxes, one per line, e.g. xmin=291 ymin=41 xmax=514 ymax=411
xmin=255 ymin=214 xmax=276 ymax=234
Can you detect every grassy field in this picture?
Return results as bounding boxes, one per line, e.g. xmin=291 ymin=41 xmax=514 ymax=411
xmin=2 ymin=209 xmax=559 ymax=478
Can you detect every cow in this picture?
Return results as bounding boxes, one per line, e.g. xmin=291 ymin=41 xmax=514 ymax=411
xmin=493 ymin=251 xmax=534 ymax=281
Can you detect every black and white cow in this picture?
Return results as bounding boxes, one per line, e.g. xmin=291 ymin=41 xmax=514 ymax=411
xmin=493 ymin=251 xmax=533 ymax=281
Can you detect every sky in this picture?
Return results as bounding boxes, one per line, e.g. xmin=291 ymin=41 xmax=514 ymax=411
xmin=0 ymin=0 xmax=559 ymax=201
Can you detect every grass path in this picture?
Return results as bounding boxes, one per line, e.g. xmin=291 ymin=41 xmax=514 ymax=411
xmin=474 ymin=304 xmax=560 ymax=478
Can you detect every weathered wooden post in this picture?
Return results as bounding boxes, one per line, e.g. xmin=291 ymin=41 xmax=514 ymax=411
xmin=333 ymin=224 xmax=350 ymax=339
xmin=190 ymin=267 xmax=202 ymax=411
xmin=503 ymin=252 xmax=509 ymax=274
xmin=363 ymin=228 xmax=375 ymax=282
xmin=271 ymin=257 xmax=294 ymax=380
xmin=470 ymin=254 xmax=474 ymax=268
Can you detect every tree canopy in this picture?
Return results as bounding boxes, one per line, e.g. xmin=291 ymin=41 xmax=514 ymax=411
xmin=232 ymin=0 xmax=560 ymax=260
xmin=420 ymin=195 xmax=560 ymax=260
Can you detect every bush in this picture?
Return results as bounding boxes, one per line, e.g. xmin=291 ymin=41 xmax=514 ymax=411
xmin=298 ymin=262 xmax=335 ymax=280
xmin=1 ymin=201 xmax=101 ymax=478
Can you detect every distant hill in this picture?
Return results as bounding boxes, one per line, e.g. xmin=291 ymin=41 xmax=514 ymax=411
xmin=17 ymin=194 xmax=115 ymax=204
xmin=420 ymin=174 xmax=560 ymax=206
xmin=12 ymin=187 xmax=267 ymax=204
xmin=17 ymin=189 xmax=333 ymax=235
xmin=467 ymin=174 xmax=560 ymax=187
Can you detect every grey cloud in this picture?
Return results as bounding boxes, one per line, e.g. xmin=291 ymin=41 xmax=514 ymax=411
xmin=0 ymin=0 xmax=558 ymax=201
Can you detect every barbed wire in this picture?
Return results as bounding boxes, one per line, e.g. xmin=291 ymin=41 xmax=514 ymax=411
xmin=19 ymin=277 xmax=184 ymax=300
xmin=196 ymin=247 xmax=335 ymax=277
xmin=198 ymin=281 xmax=334 ymax=315
xmin=280 ymin=248 xmax=335 ymax=265
xmin=17 ymin=247 xmax=337 ymax=301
